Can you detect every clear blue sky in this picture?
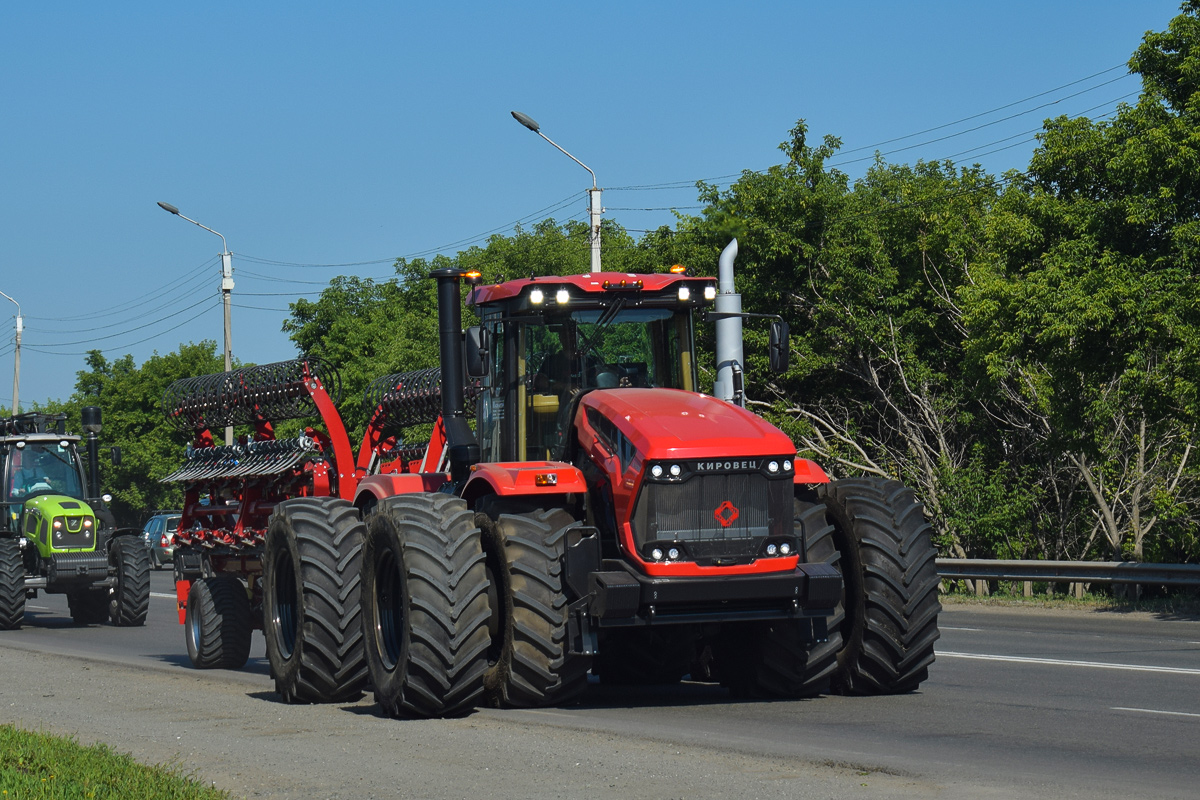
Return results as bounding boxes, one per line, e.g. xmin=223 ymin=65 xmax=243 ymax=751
xmin=0 ymin=1 xmax=1183 ymax=407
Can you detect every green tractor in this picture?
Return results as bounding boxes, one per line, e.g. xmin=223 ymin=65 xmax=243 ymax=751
xmin=0 ymin=407 xmax=149 ymax=629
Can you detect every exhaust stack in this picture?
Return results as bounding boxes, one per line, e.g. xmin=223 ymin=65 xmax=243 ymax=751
xmin=431 ymin=268 xmax=480 ymax=482
xmin=713 ymin=239 xmax=745 ymax=406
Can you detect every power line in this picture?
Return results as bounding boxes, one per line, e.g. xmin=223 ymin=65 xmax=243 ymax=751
xmin=24 ymin=270 xmax=216 ymax=335
xmin=835 ymin=64 xmax=1131 ymax=156
xmin=25 ymin=294 xmax=219 ymax=349
xmin=609 ymin=64 xmax=1136 ymax=193
xmin=236 ymin=191 xmax=585 ymax=271
xmin=828 ymin=80 xmax=1135 ymax=168
xmin=22 ymin=297 xmax=223 ymax=357
xmin=25 ymin=256 xmax=219 ymax=322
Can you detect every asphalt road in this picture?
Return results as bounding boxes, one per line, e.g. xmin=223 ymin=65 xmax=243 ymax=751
xmin=1 ymin=569 xmax=1198 ymax=799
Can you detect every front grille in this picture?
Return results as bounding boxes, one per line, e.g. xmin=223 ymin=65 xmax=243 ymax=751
xmin=631 ymin=472 xmax=791 ymax=562
xmin=50 ymin=518 xmax=95 ymax=551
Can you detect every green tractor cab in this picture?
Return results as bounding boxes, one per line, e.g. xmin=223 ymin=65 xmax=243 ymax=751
xmin=0 ymin=409 xmax=149 ymax=629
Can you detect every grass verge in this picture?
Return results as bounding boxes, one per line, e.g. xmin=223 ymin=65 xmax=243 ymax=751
xmin=0 ymin=725 xmax=231 ymax=799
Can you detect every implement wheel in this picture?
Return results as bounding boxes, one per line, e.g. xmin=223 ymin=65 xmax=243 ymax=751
xmin=477 ymin=500 xmax=590 ymax=708
xmin=108 ymin=535 xmax=150 ymax=626
xmin=817 ymin=478 xmax=941 ymax=694
xmin=362 ymin=493 xmax=490 ymax=718
xmin=264 ymin=497 xmax=368 ymax=703
xmin=712 ymin=499 xmax=839 ymax=698
xmin=0 ymin=538 xmax=25 ymax=630
xmin=186 ymin=577 xmax=253 ymax=669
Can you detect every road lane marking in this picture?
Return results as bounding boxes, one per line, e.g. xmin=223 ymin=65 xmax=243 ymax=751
xmin=938 ymin=651 xmax=1200 ymax=676
xmin=151 ymin=592 xmax=176 ymax=599
xmin=1112 ymin=706 xmax=1200 ymax=718
xmin=941 ymin=626 xmax=983 ymax=632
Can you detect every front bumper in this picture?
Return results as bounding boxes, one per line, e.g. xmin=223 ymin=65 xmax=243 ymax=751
xmin=564 ymin=528 xmax=842 ymax=627
xmin=585 ymin=561 xmax=841 ymax=626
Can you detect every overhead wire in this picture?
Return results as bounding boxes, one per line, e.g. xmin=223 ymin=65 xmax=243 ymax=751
xmin=25 ymin=294 xmax=220 ymax=349
xmin=609 ymin=64 xmax=1136 ymax=192
xmin=22 ymin=297 xmax=223 ymax=357
xmin=25 ymin=255 xmax=220 ymax=323
xmin=235 ymin=190 xmax=585 ymax=271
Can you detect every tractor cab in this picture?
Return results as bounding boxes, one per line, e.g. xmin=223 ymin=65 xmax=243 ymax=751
xmin=467 ymin=272 xmax=716 ymax=463
xmin=0 ymin=415 xmax=90 ymax=539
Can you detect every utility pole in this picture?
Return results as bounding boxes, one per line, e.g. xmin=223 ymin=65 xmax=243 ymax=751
xmin=511 ymin=111 xmax=603 ymax=273
xmin=0 ymin=291 xmax=20 ymax=415
xmin=157 ymin=201 xmax=235 ymax=444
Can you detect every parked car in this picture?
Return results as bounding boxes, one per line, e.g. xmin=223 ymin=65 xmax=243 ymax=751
xmin=141 ymin=511 xmax=182 ymax=569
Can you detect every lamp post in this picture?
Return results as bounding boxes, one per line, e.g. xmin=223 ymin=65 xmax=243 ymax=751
xmin=0 ymin=290 xmax=20 ymax=415
xmin=510 ymin=111 xmax=603 ymax=273
xmin=157 ymin=201 xmax=235 ymax=445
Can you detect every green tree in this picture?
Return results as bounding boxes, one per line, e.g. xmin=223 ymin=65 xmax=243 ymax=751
xmin=963 ymin=1 xmax=1200 ymax=561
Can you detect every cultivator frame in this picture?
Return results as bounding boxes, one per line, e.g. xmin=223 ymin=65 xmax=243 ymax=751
xmin=162 ymin=357 xmax=474 ymax=626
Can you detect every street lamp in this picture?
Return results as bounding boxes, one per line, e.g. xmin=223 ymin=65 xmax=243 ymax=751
xmin=157 ymin=201 xmax=235 ymax=445
xmin=510 ymin=111 xmax=603 ymax=273
xmin=0 ymin=290 xmax=20 ymax=415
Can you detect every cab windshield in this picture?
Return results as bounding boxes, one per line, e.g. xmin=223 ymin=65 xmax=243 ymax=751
xmin=5 ymin=442 xmax=85 ymax=501
xmin=528 ymin=307 xmax=691 ymax=397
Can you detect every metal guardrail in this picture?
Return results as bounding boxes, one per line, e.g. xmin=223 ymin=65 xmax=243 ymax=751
xmin=937 ymin=559 xmax=1200 ymax=589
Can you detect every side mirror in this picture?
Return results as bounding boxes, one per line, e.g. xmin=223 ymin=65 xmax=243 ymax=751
xmin=465 ymin=326 xmax=490 ymax=378
xmin=768 ymin=319 xmax=790 ymax=373
xmin=110 ymin=447 xmax=122 ymax=466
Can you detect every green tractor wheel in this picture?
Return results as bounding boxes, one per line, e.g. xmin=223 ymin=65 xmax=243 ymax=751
xmin=0 ymin=538 xmax=26 ymax=630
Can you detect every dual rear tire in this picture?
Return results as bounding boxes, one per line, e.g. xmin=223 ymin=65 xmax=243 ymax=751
xmin=262 ymin=497 xmax=368 ymax=703
xmin=361 ymin=493 xmax=491 ymax=718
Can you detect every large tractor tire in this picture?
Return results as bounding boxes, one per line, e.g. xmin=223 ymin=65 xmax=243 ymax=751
xmin=362 ymin=493 xmax=490 ymax=718
xmin=594 ymin=627 xmax=694 ymax=686
xmin=711 ymin=500 xmax=840 ymax=698
xmin=263 ymin=497 xmax=368 ymax=703
xmin=108 ymin=535 xmax=150 ymax=626
xmin=186 ymin=577 xmax=253 ymax=669
xmin=68 ymin=589 xmax=109 ymax=625
xmin=816 ymin=477 xmax=941 ymax=694
xmin=477 ymin=501 xmax=590 ymax=708
xmin=0 ymin=538 xmax=25 ymax=630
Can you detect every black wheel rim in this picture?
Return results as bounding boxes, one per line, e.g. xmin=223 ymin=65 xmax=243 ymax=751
xmin=272 ymin=548 xmax=298 ymax=659
xmin=374 ymin=548 xmax=404 ymax=670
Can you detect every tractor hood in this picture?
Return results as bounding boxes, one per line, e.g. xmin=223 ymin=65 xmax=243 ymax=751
xmin=22 ymin=494 xmax=99 ymax=553
xmin=578 ymin=388 xmax=795 ymax=462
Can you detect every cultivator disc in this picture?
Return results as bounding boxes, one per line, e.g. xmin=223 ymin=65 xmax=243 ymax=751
xmin=162 ymin=358 xmax=342 ymax=432
xmin=161 ymin=436 xmax=322 ymax=483
xmin=364 ymin=367 xmax=480 ymax=434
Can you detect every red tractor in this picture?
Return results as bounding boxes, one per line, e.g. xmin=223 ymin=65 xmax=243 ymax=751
xmin=162 ymin=266 xmax=940 ymax=717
